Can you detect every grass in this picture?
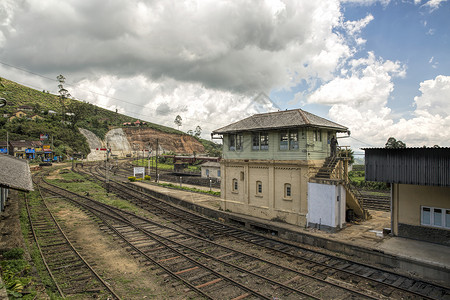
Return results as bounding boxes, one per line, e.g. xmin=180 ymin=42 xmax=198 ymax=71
xmin=19 ymin=191 xmax=63 ymax=299
xmin=132 ymin=159 xmax=201 ymax=172
xmin=48 ymin=167 xmax=146 ymax=217
xmin=158 ymin=182 xmax=220 ymax=196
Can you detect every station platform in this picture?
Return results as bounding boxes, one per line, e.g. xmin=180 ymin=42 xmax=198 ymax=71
xmin=132 ymin=180 xmax=450 ymax=287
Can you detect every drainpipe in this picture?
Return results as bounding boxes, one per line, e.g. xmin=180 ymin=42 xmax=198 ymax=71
xmin=337 ymin=184 xmax=342 ymax=229
xmin=390 ymin=183 xmax=394 ymax=235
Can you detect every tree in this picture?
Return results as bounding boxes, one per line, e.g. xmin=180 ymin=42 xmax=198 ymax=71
xmin=385 ymin=137 xmax=406 ymax=149
xmin=57 ymin=75 xmax=71 ymax=122
xmin=194 ymin=125 xmax=202 ymax=138
xmin=339 ymin=148 xmax=355 ymax=165
xmin=174 ymin=115 xmax=182 ymax=130
xmin=66 ymin=100 xmax=91 ymax=128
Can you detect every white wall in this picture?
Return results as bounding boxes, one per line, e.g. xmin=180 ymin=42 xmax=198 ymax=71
xmin=307 ymin=182 xmax=346 ymax=230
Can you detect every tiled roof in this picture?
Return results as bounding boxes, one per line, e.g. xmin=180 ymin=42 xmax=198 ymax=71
xmin=213 ymin=109 xmax=348 ymax=134
xmin=9 ymin=140 xmax=32 ymax=147
xmin=0 ymin=154 xmax=33 ymax=191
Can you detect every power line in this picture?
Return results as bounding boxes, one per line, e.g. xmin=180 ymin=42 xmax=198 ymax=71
xmin=0 ymin=60 xmax=228 ymax=127
xmin=349 ymin=136 xmax=374 ymax=148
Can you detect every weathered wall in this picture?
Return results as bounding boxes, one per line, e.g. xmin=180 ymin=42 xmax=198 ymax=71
xmin=220 ymin=159 xmax=319 ymax=226
xmin=393 ymin=183 xmax=450 ymax=245
xmin=307 ymin=182 xmax=346 ymax=231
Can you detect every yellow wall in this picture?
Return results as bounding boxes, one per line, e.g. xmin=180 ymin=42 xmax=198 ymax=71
xmin=392 ymin=183 xmax=450 ymax=234
xmin=221 ymin=159 xmax=322 ymax=226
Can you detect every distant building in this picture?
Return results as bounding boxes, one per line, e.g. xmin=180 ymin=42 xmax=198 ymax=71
xmin=0 ymin=141 xmax=8 ymax=154
xmin=9 ymin=140 xmax=30 ymax=159
xmin=201 ymin=162 xmax=221 ymax=179
xmin=364 ymin=147 xmax=450 ymax=245
xmin=8 ymin=110 xmax=27 ymax=121
xmin=212 ymin=109 xmax=365 ymax=231
xmin=18 ymin=105 xmax=33 ymax=112
xmin=30 ymin=114 xmax=44 ymax=121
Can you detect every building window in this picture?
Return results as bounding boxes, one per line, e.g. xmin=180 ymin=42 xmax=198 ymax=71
xmin=446 ymin=210 xmax=450 ymax=228
xmin=421 ymin=206 xmax=450 ymax=228
xmin=422 ymin=207 xmax=431 ymax=225
xmin=252 ymin=132 xmax=269 ymax=151
xmin=284 ymin=183 xmax=291 ymax=198
xmin=256 ymin=181 xmax=262 ymax=195
xmin=206 ymin=169 xmax=209 ymax=177
xmin=280 ymin=131 xmax=288 ymax=150
xmin=279 ymin=130 xmax=298 ymax=150
xmin=313 ymin=129 xmax=322 ymax=142
xmin=232 ymin=178 xmax=238 ymax=192
xmin=229 ymin=133 xmax=243 ymax=151
xmin=290 ymin=131 xmax=299 ymax=150
xmin=217 ymin=170 xmax=221 ymax=177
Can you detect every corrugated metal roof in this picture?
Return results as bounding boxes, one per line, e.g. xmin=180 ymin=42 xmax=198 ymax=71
xmin=212 ymin=109 xmax=348 ymax=134
xmin=364 ymin=148 xmax=450 ymax=187
xmin=0 ymin=154 xmax=33 ymax=191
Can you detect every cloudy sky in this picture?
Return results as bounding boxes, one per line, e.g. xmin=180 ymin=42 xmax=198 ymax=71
xmin=0 ymin=0 xmax=449 ymax=151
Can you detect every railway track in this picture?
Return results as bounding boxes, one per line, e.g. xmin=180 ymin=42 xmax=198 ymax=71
xmin=27 ymin=175 xmax=120 ymax=299
xmin=360 ymin=193 xmax=391 ymax=212
xmin=74 ymin=163 xmax=450 ymax=299
xmin=36 ymin=167 xmax=375 ymax=299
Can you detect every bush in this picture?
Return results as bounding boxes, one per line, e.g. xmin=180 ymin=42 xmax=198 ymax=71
xmin=144 ymin=175 xmax=151 ymax=180
xmin=3 ymin=248 xmax=24 ymax=260
xmin=128 ymin=176 xmax=136 ymax=182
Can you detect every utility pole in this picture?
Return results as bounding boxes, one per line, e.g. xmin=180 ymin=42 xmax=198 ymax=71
xmin=155 ymin=138 xmax=158 ymax=182
xmin=106 ymin=143 xmax=110 ymax=193
xmin=6 ymin=132 xmax=9 ymax=155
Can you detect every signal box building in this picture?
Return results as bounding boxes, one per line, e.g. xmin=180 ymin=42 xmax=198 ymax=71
xmin=212 ymin=109 xmax=364 ymax=230
xmin=364 ymin=147 xmax=450 ymax=245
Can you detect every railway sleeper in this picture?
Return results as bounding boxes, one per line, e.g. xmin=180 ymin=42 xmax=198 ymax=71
xmin=51 ymin=261 xmax=85 ymax=271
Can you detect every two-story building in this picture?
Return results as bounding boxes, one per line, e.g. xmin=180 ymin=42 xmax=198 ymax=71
xmin=212 ymin=109 xmax=358 ymax=229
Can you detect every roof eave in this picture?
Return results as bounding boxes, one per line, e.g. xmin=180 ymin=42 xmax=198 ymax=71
xmin=213 ymin=124 xmax=348 ymax=134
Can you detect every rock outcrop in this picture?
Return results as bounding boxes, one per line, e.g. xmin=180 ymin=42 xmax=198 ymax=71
xmin=105 ymin=128 xmax=133 ymax=156
xmin=79 ymin=127 xmax=205 ymax=161
xmin=122 ymin=127 xmax=205 ymax=154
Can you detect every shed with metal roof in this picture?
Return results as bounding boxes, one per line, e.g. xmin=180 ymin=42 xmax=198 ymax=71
xmin=363 ymin=147 xmax=450 ymax=245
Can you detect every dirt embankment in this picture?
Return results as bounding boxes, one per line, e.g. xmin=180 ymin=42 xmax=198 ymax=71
xmin=122 ymin=127 xmax=205 ymax=154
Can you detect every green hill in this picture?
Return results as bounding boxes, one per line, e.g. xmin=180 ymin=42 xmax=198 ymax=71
xmin=0 ymin=76 xmax=220 ymax=159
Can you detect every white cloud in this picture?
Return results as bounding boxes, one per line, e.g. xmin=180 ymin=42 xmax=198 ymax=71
xmin=0 ymin=0 xmax=357 ymax=137
xmin=0 ymin=0 xmax=350 ymax=95
xmin=428 ymin=56 xmax=439 ymax=68
xmin=307 ymin=52 xmax=405 ymax=110
xmin=73 ymin=75 xmax=279 ymax=139
xmin=340 ymin=0 xmax=391 ymax=6
xmin=308 ymin=65 xmax=450 ymax=147
xmin=413 ymin=75 xmax=450 ymax=117
xmin=422 ymin=0 xmax=448 ymax=11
